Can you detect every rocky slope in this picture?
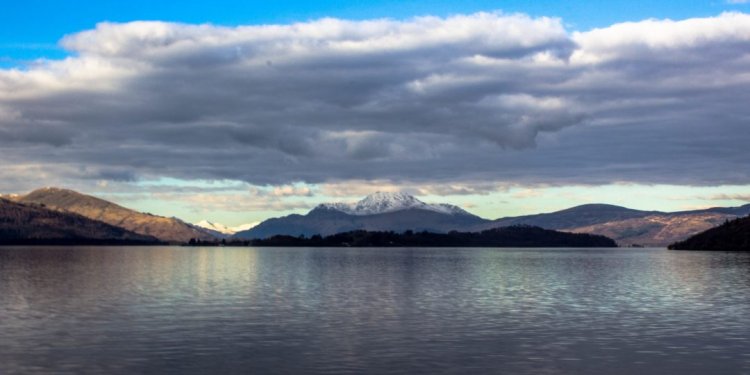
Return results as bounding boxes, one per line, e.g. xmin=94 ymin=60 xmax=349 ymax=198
xmin=0 ymin=198 xmax=160 ymax=245
xmin=18 ymin=188 xmax=215 ymax=243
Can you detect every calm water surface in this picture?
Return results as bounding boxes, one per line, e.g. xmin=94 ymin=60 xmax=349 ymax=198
xmin=1 ymin=247 xmax=749 ymax=374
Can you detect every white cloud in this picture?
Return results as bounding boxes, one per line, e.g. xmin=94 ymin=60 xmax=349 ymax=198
xmin=571 ymin=12 xmax=750 ymax=64
xmin=705 ymin=193 xmax=750 ymax=201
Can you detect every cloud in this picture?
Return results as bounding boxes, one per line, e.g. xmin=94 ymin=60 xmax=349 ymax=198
xmin=318 ymin=180 xmax=510 ymax=197
xmin=150 ymin=192 xmax=313 ymax=212
xmin=106 ymin=190 xmax=313 ymax=213
xmin=250 ymin=184 xmax=315 ymax=197
xmin=704 ymin=193 xmax=750 ymax=201
xmin=1 ymin=12 xmax=750 ymax=191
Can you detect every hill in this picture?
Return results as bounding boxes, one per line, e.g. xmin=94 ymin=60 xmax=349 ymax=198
xmin=0 ymin=198 xmax=160 ymax=245
xmin=478 ymin=204 xmax=750 ymax=247
xmin=18 ymin=188 xmax=215 ymax=244
xmin=484 ymin=204 xmax=657 ymax=230
xmin=669 ymin=216 xmax=750 ymax=251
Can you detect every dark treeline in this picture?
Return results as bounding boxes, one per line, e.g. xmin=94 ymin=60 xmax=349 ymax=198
xmin=669 ymin=215 xmax=750 ymax=251
xmin=188 ymin=226 xmax=617 ymax=248
xmin=187 ymin=238 xmax=252 ymax=247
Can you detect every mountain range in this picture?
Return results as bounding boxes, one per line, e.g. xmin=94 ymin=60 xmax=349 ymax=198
xmin=237 ymin=192 xmax=750 ymax=246
xmin=1 ymin=187 xmax=747 ymax=247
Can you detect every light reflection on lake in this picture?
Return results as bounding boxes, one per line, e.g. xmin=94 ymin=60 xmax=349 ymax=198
xmin=1 ymin=247 xmax=749 ymax=374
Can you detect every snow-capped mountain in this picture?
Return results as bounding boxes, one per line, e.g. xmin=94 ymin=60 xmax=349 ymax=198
xmin=235 ymin=192 xmax=485 ymax=239
xmin=195 ymin=220 xmax=233 ymax=234
xmin=318 ymin=192 xmax=473 ymax=216
xmin=194 ymin=220 xmax=259 ymax=235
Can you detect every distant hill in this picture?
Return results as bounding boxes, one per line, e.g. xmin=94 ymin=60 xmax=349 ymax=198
xmin=0 ymin=198 xmax=160 ymax=245
xmin=248 ymin=226 xmax=617 ymax=248
xmin=483 ymin=204 xmax=750 ymax=247
xmin=235 ymin=192 xmax=486 ymax=239
xmin=481 ymin=204 xmax=658 ymax=230
xmin=18 ymin=188 xmax=215 ymax=244
xmin=564 ymin=212 xmax=739 ymax=247
xmin=669 ymin=216 xmax=750 ymax=251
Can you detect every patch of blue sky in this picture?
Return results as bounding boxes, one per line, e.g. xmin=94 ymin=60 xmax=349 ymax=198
xmin=1 ymin=0 xmax=746 ymax=66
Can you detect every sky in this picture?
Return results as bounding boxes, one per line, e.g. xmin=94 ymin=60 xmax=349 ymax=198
xmin=1 ymin=0 xmax=750 ymax=226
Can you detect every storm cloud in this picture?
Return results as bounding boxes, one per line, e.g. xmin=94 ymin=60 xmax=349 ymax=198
xmin=1 ymin=11 xmax=750 ymax=190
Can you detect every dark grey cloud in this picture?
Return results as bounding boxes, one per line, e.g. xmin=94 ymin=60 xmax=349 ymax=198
xmin=1 ymin=12 xmax=750 ymax=191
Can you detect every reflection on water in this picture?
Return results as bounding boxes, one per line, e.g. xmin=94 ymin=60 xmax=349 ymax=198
xmin=1 ymin=247 xmax=749 ymax=374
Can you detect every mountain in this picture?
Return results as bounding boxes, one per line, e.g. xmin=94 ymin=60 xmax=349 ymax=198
xmin=195 ymin=220 xmax=233 ymax=235
xmin=235 ymin=192 xmax=487 ymax=239
xmin=17 ymin=188 xmax=215 ymax=244
xmin=0 ymin=198 xmax=160 ymax=245
xmin=669 ymin=215 xmax=750 ymax=251
xmin=318 ymin=191 xmax=472 ymax=216
xmin=194 ymin=220 xmax=259 ymax=236
xmin=251 ymin=226 xmax=617 ymax=248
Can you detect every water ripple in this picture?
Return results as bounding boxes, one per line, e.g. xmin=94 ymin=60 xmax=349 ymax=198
xmin=1 ymin=247 xmax=749 ymax=374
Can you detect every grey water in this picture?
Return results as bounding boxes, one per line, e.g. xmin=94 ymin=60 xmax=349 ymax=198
xmin=1 ymin=247 xmax=749 ymax=374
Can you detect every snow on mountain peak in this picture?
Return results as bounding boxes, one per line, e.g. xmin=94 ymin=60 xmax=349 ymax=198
xmin=317 ymin=192 xmax=472 ymax=216
xmin=194 ymin=220 xmax=259 ymax=235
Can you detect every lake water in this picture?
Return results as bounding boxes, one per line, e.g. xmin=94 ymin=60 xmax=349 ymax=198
xmin=1 ymin=247 xmax=749 ymax=374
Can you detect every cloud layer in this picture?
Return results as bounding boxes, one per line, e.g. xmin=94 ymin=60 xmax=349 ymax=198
xmin=1 ymin=12 xmax=750 ymax=191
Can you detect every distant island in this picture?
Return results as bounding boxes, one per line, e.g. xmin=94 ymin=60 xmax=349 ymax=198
xmin=188 ymin=226 xmax=617 ymax=248
xmin=669 ymin=215 xmax=750 ymax=251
